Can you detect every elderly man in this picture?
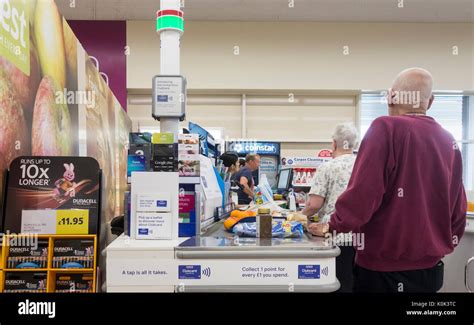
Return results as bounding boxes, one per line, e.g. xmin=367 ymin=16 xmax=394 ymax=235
xmin=301 ymin=122 xmax=358 ymax=292
xmin=311 ymin=68 xmax=467 ymax=293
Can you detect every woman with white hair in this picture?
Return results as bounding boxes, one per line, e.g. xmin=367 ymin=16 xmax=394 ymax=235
xmin=301 ymin=122 xmax=358 ymax=292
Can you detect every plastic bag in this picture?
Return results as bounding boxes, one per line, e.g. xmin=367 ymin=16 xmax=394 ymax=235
xmin=252 ymin=174 xmax=282 ymax=212
xmin=232 ymin=220 xmax=304 ymax=238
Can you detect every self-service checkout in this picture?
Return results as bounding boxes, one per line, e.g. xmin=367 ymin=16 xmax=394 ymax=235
xmin=107 ymin=122 xmax=340 ymax=292
xmin=106 ymin=11 xmax=339 ymax=290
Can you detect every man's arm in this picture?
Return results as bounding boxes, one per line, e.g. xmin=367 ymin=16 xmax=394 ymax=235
xmin=452 ymin=182 xmax=467 ymax=247
xmin=329 ymin=118 xmax=396 ymax=233
xmin=240 ymin=176 xmax=254 ymax=200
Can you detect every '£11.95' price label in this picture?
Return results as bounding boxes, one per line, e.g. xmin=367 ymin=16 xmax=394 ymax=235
xmin=56 ymin=210 xmax=89 ymax=234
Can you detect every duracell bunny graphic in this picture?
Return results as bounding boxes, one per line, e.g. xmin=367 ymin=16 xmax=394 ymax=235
xmin=53 ymin=163 xmax=76 ymax=202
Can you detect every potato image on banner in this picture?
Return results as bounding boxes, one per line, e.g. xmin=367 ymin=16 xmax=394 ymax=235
xmin=0 ymin=37 xmax=41 ymax=123
xmin=32 ymin=76 xmax=72 ymax=156
xmin=34 ymin=0 xmax=66 ymax=90
xmin=0 ymin=70 xmax=29 ymax=173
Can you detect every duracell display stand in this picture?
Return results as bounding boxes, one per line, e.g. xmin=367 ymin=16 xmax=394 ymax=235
xmin=0 ymin=156 xmax=101 ymax=293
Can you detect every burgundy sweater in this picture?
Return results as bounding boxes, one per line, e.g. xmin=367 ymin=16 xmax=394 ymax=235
xmin=329 ymin=115 xmax=467 ymax=272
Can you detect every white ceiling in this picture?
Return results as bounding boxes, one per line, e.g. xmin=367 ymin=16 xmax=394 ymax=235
xmin=57 ymin=0 xmax=474 ymax=22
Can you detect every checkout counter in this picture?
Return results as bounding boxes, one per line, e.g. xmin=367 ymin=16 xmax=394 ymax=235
xmin=106 ymin=218 xmax=340 ymax=292
xmin=106 ymin=162 xmax=340 ymax=292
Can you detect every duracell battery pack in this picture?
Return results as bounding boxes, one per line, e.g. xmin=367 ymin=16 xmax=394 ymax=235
xmin=55 ymin=273 xmax=94 ymax=293
xmin=4 ymin=272 xmax=47 ymax=292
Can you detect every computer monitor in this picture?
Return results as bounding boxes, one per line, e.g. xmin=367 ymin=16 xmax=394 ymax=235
xmin=277 ymin=168 xmax=292 ymax=192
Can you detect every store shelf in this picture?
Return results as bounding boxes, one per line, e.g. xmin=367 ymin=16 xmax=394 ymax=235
xmin=1 ymin=234 xmax=97 ymax=293
xmin=49 ymin=269 xmax=94 ymax=273
xmin=3 ymin=269 xmax=48 ymax=272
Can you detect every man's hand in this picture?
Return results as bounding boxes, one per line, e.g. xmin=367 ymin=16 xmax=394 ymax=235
xmin=308 ymin=223 xmax=329 ymax=237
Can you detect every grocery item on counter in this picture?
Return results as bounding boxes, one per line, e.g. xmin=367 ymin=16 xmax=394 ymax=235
xmin=256 ymin=208 xmax=272 ymax=238
xmin=287 ymin=212 xmax=309 ymax=227
xmin=232 ymin=220 xmax=304 ymax=238
xmin=224 ymin=210 xmax=257 ymax=230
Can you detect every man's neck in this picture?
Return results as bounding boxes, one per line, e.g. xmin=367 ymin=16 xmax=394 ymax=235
xmin=403 ymin=111 xmax=426 ymax=116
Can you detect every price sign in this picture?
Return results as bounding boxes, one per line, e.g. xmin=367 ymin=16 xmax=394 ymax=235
xmin=56 ymin=210 xmax=89 ymax=234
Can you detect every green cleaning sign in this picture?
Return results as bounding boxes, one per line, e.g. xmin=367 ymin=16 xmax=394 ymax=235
xmin=0 ymin=0 xmax=30 ymax=75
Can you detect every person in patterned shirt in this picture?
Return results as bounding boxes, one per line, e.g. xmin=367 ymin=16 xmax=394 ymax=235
xmin=301 ymin=122 xmax=358 ymax=292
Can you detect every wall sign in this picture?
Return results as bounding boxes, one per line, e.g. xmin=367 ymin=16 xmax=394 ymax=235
xmin=227 ymin=142 xmax=280 ymax=155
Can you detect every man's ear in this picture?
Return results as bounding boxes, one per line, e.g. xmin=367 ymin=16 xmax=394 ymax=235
xmin=427 ymin=94 xmax=434 ymax=111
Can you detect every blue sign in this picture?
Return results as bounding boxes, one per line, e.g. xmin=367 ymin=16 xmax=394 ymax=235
xmin=228 ymin=142 xmax=280 ymax=155
xmin=138 ymin=228 xmax=149 ymax=235
xmin=157 ymin=95 xmax=168 ymax=102
xmin=156 ymin=200 xmax=167 ymax=208
xmin=298 ymin=265 xmax=320 ymax=279
xmin=179 ymin=265 xmax=201 ymax=279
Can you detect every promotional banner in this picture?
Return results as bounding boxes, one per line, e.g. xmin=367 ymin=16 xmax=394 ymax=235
xmin=68 ymin=20 xmax=127 ymax=110
xmin=4 ymin=156 xmax=101 ymax=234
xmin=0 ymin=0 xmax=131 ymax=236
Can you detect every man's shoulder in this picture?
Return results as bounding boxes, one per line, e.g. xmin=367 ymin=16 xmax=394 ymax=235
xmin=240 ymin=167 xmax=252 ymax=176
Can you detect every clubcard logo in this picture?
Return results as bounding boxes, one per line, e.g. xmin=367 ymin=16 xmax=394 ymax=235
xmin=156 ymin=200 xmax=167 ymax=208
xmin=179 ymin=265 xmax=201 ymax=279
xmin=298 ymin=265 xmax=321 ymax=279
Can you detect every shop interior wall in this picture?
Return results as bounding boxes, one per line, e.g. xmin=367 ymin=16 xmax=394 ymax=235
xmin=127 ymin=21 xmax=474 ymax=91
xmin=126 ymin=20 xmax=473 ymax=156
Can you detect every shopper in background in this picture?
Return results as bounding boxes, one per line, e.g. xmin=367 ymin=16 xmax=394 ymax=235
xmin=239 ymin=159 xmax=245 ymax=168
xmin=232 ymin=154 xmax=261 ymax=205
xmin=310 ymin=68 xmax=467 ymax=293
xmin=220 ymin=151 xmax=240 ymax=176
xmin=301 ymin=122 xmax=358 ymax=292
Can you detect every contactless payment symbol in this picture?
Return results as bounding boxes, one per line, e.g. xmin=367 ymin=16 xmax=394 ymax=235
xmin=202 ymin=267 xmax=211 ymax=278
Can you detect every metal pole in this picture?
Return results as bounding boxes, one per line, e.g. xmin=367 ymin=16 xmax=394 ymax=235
xmin=158 ymin=0 xmax=183 ymax=141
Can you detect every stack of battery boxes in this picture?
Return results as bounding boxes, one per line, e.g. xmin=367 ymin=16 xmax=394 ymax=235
xmin=7 ymin=239 xmax=48 ymax=269
xmin=1 ymin=236 xmax=97 ymax=293
xmin=55 ymin=273 xmax=94 ymax=293
xmin=3 ymin=239 xmax=49 ymax=293
xmin=52 ymin=239 xmax=94 ymax=269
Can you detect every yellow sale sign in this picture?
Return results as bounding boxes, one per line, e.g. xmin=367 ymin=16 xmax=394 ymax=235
xmin=56 ymin=209 xmax=89 ymax=234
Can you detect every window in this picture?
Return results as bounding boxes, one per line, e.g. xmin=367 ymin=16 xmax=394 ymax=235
xmin=360 ymin=94 xmax=463 ymax=141
xmin=360 ymin=93 xmax=474 ymax=190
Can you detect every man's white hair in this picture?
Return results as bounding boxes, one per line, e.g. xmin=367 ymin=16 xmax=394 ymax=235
xmin=332 ymin=123 xmax=358 ymax=150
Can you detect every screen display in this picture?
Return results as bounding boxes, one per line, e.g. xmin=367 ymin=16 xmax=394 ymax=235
xmin=277 ymin=169 xmax=291 ymax=191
